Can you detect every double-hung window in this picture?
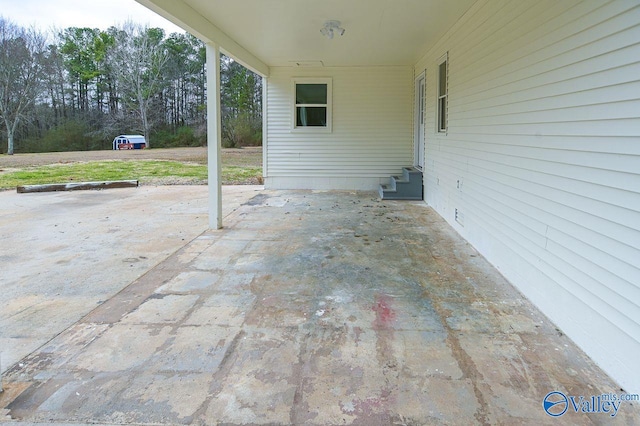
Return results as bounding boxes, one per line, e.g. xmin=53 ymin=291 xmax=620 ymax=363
xmin=437 ymin=54 xmax=448 ymax=133
xmin=293 ymin=78 xmax=332 ymax=131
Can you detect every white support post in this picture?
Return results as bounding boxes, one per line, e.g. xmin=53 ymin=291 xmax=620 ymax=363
xmin=261 ymin=76 xmax=268 ymax=181
xmin=206 ymin=42 xmax=223 ymax=229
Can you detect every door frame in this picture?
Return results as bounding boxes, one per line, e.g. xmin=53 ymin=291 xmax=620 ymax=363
xmin=414 ymin=71 xmax=426 ymax=170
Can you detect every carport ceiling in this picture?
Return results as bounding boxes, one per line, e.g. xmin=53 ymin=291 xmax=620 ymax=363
xmin=136 ymin=0 xmax=477 ymax=67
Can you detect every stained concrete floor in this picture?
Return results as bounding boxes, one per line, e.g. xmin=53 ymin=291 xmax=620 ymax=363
xmin=0 ymin=186 xmax=262 ymax=375
xmin=1 ymin=190 xmax=637 ymax=425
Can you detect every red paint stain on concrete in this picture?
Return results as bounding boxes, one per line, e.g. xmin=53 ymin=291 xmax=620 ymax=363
xmin=344 ymin=389 xmax=395 ymax=420
xmin=373 ymin=294 xmax=396 ymax=330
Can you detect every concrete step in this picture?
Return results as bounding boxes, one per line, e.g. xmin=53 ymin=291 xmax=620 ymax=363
xmin=379 ymin=167 xmax=423 ymax=200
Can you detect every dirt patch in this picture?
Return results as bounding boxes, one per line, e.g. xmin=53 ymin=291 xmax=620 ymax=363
xmin=0 ymin=146 xmax=262 ymax=168
xmin=0 ymin=147 xmax=263 ymax=187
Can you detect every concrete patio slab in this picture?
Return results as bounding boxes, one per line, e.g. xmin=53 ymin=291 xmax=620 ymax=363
xmin=0 ymin=185 xmax=262 ymax=374
xmin=1 ymin=190 xmax=638 ymax=425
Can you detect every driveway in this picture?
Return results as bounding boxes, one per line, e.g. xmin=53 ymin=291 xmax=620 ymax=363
xmin=0 ymin=185 xmax=262 ymax=374
xmin=1 ymin=190 xmax=637 ymax=424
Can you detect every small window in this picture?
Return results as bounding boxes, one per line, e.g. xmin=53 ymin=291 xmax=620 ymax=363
xmin=293 ymin=78 xmax=332 ymax=131
xmin=437 ymin=55 xmax=448 ymax=133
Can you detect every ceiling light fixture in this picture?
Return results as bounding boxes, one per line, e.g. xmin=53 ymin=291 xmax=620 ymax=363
xmin=320 ymin=20 xmax=345 ymax=39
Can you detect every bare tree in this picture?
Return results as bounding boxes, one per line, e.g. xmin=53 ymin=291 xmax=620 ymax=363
xmin=0 ymin=18 xmax=45 ymax=154
xmin=109 ymin=22 xmax=168 ymax=147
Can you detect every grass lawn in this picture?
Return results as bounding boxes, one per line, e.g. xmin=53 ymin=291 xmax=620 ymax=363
xmin=0 ymin=148 xmax=263 ymax=190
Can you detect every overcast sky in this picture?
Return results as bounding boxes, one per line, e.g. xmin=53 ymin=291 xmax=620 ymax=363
xmin=0 ymin=0 xmax=184 ymax=33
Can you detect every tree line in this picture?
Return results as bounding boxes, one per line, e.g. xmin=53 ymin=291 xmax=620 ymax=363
xmin=0 ymin=17 xmax=262 ymax=155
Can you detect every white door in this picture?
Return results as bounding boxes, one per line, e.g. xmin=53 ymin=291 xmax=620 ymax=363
xmin=414 ymin=73 xmax=426 ymax=169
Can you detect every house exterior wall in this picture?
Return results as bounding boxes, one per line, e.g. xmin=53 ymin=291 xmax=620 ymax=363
xmin=415 ymin=0 xmax=640 ymax=390
xmin=264 ymin=66 xmax=413 ymax=190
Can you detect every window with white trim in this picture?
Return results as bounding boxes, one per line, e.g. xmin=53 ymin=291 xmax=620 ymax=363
xmin=437 ymin=55 xmax=448 ymax=133
xmin=293 ymin=78 xmax=332 ymax=131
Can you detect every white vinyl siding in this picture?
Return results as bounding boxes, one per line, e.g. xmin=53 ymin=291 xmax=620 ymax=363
xmin=265 ymin=66 xmax=413 ymax=190
xmin=415 ymin=0 xmax=640 ymax=390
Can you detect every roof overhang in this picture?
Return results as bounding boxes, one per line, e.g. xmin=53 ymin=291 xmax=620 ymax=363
xmin=135 ymin=0 xmax=477 ymax=77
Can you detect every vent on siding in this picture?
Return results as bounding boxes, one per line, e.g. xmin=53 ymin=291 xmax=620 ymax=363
xmin=455 ymin=208 xmax=464 ymax=227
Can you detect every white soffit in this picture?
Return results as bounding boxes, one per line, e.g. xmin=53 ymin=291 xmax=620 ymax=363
xmin=137 ymin=0 xmax=477 ymax=68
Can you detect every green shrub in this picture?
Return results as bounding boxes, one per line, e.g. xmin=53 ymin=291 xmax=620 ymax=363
xmin=15 ymin=120 xmax=107 ymax=153
xmin=222 ymin=113 xmax=262 ymax=148
xmin=152 ymin=125 xmax=205 ymax=148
